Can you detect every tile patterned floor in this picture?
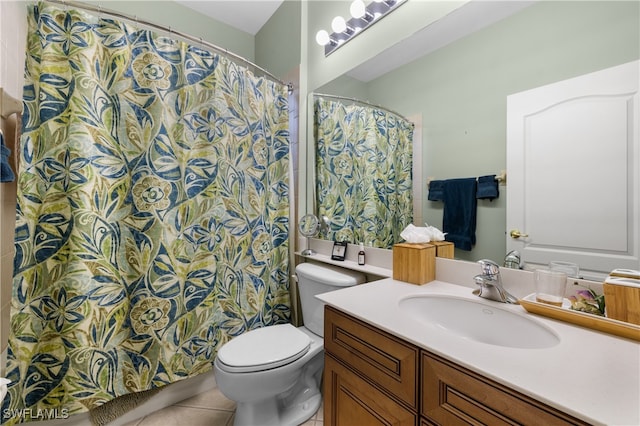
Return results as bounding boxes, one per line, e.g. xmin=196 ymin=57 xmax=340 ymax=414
xmin=122 ymin=385 xmax=324 ymax=426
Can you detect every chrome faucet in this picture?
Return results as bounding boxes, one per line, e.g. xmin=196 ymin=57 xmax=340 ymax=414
xmin=473 ymin=259 xmax=518 ymax=304
xmin=504 ymin=250 xmax=523 ymax=269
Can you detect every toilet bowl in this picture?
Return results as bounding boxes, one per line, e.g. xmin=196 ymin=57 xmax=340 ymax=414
xmin=214 ymin=262 xmax=366 ymax=426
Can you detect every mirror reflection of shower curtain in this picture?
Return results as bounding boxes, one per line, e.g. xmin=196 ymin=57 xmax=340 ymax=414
xmin=314 ymin=97 xmax=414 ymax=248
xmin=3 ymin=2 xmax=291 ymax=420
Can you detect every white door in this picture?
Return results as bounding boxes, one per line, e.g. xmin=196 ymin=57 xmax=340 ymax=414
xmin=506 ymin=60 xmax=639 ymax=280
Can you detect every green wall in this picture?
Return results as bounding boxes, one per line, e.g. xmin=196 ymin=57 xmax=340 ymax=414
xmin=100 ymin=1 xmax=255 ymax=60
xmin=255 ymin=0 xmax=301 ymax=80
xmin=364 ymin=1 xmax=640 ymax=262
xmin=317 ymin=75 xmax=368 ymax=100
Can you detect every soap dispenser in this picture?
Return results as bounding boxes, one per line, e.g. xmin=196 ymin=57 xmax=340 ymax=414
xmin=358 ymin=242 xmax=365 ymax=265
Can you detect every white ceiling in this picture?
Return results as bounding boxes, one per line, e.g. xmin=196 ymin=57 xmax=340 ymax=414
xmin=176 ymin=0 xmax=284 ymax=35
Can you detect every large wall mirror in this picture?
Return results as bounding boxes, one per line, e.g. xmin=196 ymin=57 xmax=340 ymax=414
xmin=308 ymin=0 xmax=639 ymax=273
xmin=311 ymin=93 xmax=416 ymax=248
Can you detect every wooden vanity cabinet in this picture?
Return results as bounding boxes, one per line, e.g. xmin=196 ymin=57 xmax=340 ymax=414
xmin=421 ymin=352 xmax=588 ymax=426
xmin=324 ymin=355 xmax=417 ymax=425
xmin=324 ymin=306 xmax=587 ymax=426
xmin=324 ymin=305 xmax=419 ymax=425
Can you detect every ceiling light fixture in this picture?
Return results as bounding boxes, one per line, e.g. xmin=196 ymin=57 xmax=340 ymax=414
xmin=350 ymin=0 xmax=366 ymax=19
xmin=315 ymin=30 xmax=332 ymax=47
xmin=315 ymin=0 xmax=406 ymax=56
xmin=331 ymin=16 xmax=347 ymax=33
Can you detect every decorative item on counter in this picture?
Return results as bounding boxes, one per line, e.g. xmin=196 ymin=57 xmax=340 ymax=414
xmin=519 ymin=293 xmax=640 ymax=342
xmin=428 ymin=240 xmax=455 ymax=259
xmin=609 ymin=268 xmax=640 ymax=279
xmin=392 ymin=243 xmax=435 ymax=285
xmin=358 ymin=242 xmax=365 ymax=265
xmin=568 ymin=286 xmax=605 ymax=317
xmin=603 ymin=273 xmax=640 ymax=325
xmin=519 ymin=262 xmax=639 ymax=340
xmin=533 ymin=268 xmax=567 ymax=306
xmin=398 ymin=223 xmax=453 ymax=258
xmin=424 ymin=223 xmax=446 ymax=241
xmin=331 ymin=240 xmax=347 ymax=261
xmin=399 ymin=223 xmax=445 ymax=243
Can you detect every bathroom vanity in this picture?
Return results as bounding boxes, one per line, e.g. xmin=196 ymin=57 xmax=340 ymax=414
xmin=317 ymin=279 xmax=640 ymax=426
xmin=324 ymin=305 xmax=584 ymax=425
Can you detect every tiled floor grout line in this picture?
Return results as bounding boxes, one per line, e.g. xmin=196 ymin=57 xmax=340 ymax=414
xmin=122 ymin=385 xmax=322 ymax=425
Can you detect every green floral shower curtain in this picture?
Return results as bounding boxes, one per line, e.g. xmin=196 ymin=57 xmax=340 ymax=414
xmin=314 ymin=97 xmax=413 ymax=248
xmin=3 ymin=2 xmax=290 ymax=422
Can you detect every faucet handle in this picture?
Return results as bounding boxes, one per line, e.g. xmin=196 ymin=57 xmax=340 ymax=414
xmin=477 ymin=259 xmax=500 ymax=276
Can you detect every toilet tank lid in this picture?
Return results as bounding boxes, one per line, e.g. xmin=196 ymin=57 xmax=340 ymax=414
xmin=296 ymin=262 xmax=366 ymax=286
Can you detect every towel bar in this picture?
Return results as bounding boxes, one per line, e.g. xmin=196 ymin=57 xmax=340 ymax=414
xmin=427 ymin=170 xmax=507 ymax=188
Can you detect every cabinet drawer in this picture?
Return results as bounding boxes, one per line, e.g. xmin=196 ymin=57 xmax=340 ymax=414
xmin=324 ymin=306 xmax=419 ymax=409
xmin=421 ymin=352 xmax=588 ymax=426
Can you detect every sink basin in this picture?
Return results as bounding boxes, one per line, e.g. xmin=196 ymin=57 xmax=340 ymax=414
xmin=399 ymin=295 xmax=560 ymax=349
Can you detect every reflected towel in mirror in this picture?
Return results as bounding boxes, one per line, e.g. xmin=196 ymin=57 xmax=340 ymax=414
xmin=427 ymin=179 xmax=444 ymax=201
xmin=476 ymin=174 xmax=499 ymax=200
xmin=443 ymin=178 xmax=477 ymax=251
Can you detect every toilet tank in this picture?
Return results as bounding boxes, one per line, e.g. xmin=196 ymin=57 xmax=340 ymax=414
xmin=295 ymin=262 xmax=366 ymax=337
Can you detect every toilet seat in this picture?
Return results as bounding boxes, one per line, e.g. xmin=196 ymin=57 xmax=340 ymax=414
xmin=216 ymin=324 xmax=311 ymax=373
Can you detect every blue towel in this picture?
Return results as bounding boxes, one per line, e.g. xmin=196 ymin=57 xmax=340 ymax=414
xmin=443 ymin=178 xmax=477 ymax=251
xmin=476 ymin=174 xmax=499 ymax=200
xmin=427 ymin=180 xmax=445 ymax=201
xmin=0 ymin=131 xmax=15 ymax=183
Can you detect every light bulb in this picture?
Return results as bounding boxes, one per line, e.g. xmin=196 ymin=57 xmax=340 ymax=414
xmin=350 ymin=0 xmax=366 ymax=19
xmin=315 ymin=30 xmax=330 ymax=46
xmin=331 ymin=16 xmax=347 ymax=33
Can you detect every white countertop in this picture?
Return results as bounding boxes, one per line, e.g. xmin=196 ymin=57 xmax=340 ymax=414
xmin=317 ymin=278 xmax=640 ymax=426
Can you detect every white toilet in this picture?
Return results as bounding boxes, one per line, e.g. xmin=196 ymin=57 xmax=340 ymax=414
xmin=214 ymin=262 xmax=366 ymax=426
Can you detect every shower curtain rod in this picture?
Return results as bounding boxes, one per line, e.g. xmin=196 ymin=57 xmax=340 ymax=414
xmin=312 ymin=92 xmax=414 ymax=125
xmin=47 ymin=0 xmax=290 ymax=90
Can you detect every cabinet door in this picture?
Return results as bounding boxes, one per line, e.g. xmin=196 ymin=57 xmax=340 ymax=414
xmin=421 ymin=352 xmax=587 ymax=426
xmin=324 ymin=306 xmax=419 ymax=408
xmin=325 ymin=354 xmax=417 ymax=426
